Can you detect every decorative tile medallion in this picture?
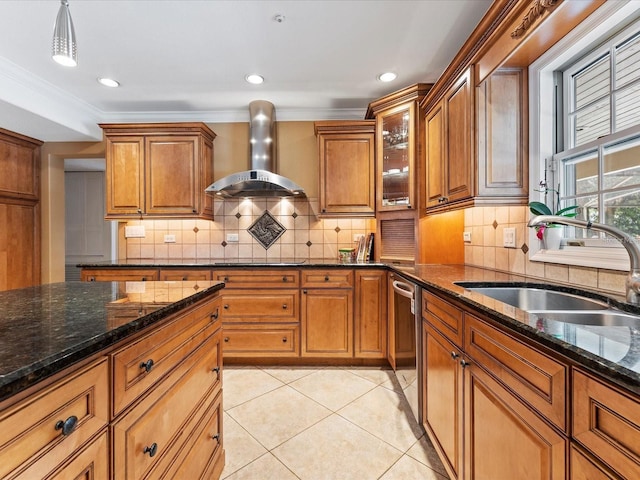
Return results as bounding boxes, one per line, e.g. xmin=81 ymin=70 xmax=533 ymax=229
xmin=248 ymin=211 xmax=286 ymax=249
xmin=492 ymin=220 xmax=499 ymax=229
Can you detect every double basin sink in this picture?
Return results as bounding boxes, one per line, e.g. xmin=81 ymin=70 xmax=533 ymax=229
xmin=455 ymin=283 xmax=640 ymax=327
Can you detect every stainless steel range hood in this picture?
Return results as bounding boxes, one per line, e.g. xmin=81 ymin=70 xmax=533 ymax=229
xmin=205 ymin=100 xmax=305 ymax=198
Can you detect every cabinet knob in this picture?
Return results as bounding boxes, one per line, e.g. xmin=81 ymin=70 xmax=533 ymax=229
xmin=140 ymin=359 xmax=154 ymax=373
xmin=282 ymin=304 xmax=288 ymax=310
xmin=224 ymin=304 xmax=229 ymax=310
xmin=450 ymin=351 xmax=459 ymax=360
xmin=211 ymin=433 xmax=220 ymax=442
xmin=460 ymin=359 xmax=471 ymax=368
xmin=303 ymin=289 xmax=307 ymax=294
xmin=192 ymin=209 xmax=197 ymax=213
xmin=223 ymin=276 xmax=229 ymax=282
xmin=137 ymin=209 xmax=142 ymax=215
xmin=89 ymin=277 xmax=95 ymax=282
xmin=324 ymin=275 xmax=329 ymax=282
xmin=282 ymin=337 xmax=288 ymax=343
xmin=55 ymin=415 xmax=78 ymax=436
xmin=182 ymin=276 xmax=187 ymax=281
xmin=141 ymin=277 xmax=147 ymax=281
xmin=282 ymin=276 xmax=288 ymax=282
xmin=143 ymin=443 xmax=158 ymax=457
xmin=224 ymin=337 xmax=230 ymax=342
xmin=211 ymin=308 xmax=219 ymax=320
xmin=211 ymin=366 xmax=221 ymax=375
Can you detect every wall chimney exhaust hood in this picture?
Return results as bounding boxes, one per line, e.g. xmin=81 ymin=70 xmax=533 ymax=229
xmin=205 ymin=100 xmax=305 ymax=198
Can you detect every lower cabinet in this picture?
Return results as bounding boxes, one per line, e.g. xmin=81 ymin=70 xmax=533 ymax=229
xmin=81 ymin=268 xmax=159 ymax=282
xmin=354 ymin=269 xmax=387 ymax=358
xmin=302 ymin=287 xmax=353 ymax=357
xmin=570 ymin=444 xmax=620 ymax=480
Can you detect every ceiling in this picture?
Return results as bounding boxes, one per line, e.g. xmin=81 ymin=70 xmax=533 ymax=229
xmin=0 ymin=0 xmax=492 ymax=142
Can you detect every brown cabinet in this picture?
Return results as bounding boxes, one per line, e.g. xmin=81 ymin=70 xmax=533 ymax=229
xmin=425 ymin=68 xmax=474 ymax=211
xmin=570 ymin=444 xmax=620 ymax=480
xmin=81 ymin=267 xmax=159 ymax=282
xmin=354 ymin=269 xmax=387 ymax=359
xmin=301 ymin=269 xmax=354 ymax=357
xmin=101 ymin=123 xmax=216 ymax=219
xmin=0 ymin=128 xmax=42 ymax=291
xmin=159 ymin=268 xmax=212 ymax=281
xmin=314 ymin=121 xmax=376 ymax=217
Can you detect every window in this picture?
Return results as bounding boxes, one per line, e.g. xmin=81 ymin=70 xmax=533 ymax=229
xmin=529 ymin=1 xmax=640 ymax=270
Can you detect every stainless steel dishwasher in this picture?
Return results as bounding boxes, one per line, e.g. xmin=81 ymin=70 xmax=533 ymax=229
xmin=388 ymin=272 xmax=422 ymax=424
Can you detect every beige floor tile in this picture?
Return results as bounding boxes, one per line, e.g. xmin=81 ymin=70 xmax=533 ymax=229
xmin=227 ymin=385 xmax=331 ymax=450
xmin=260 ymin=366 xmax=321 ymax=384
xmin=406 ymin=435 xmax=449 ymax=477
xmin=223 ymin=453 xmax=299 ymax=480
xmin=342 ymin=366 xmax=396 ymax=386
xmin=220 ymin=413 xmax=268 ymax=479
xmin=223 ymin=368 xmax=284 ymax=409
xmin=289 ymin=369 xmax=377 ymax=411
xmin=272 ymin=414 xmax=402 ymax=480
xmin=338 ymin=385 xmax=423 ymax=452
xmin=380 ymin=455 xmax=448 ymax=480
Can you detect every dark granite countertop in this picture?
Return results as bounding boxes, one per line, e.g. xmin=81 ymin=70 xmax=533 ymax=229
xmin=392 ymin=264 xmax=640 ymax=395
xmin=0 ymin=280 xmax=224 ymax=402
xmin=77 ymin=258 xmax=387 ymax=268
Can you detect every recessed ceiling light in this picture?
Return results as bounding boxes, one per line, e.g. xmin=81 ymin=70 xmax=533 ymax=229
xmin=245 ymin=74 xmax=264 ymax=85
xmin=378 ymin=72 xmax=397 ymax=82
xmin=97 ymin=77 xmax=120 ymax=88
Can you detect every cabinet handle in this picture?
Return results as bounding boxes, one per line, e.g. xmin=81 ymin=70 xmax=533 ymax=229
xmin=192 ymin=209 xmax=197 ymax=213
xmin=89 ymin=277 xmax=95 ymax=282
xmin=140 ymin=359 xmax=154 ymax=373
xmin=137 ymin=209 xmax=142 ymax=215
xmin=224 ymin=304 xmax=229 ymax=310
xmin=212 ymin=366 xmax=221 ymax=375
xmin=141 ymin=277 xmax=147 ymax=281
xmin=282 ymin=337 xmax=288 ymax=343
xmin=224 ymin=337 xmax=230 ymax=342
xmin=324 ymin=275 xmax=329 ymax=281
xmin=282 ymin=304 xmax=288 ymax=309
xmin=450 ymin=351 xmax=459 ymax=360
xmin=223 ymin=276 xmax=229 ymax=282
xmin=211 ymin=308 xmax=219 ymax=320
xmin=282 ymin=276 xmax=288 ymax=282
xmin=211 ymin=433 xmax=220 ymax=442
xmin=143 ymin=443 xmax=158 ymax=457
xmin=460 ymin=359 xmax=471 ymax=368
xmin=182 ymin=276 xmax=187 ymax=281
xmin=55 ymin=415 xmax=78 ymax=436
xmin=303 ymin=289 xmax=307 ymax=294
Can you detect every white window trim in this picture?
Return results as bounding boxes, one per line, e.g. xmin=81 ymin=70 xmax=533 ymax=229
xmin=528 ymin=0 xmax=640 ymax=272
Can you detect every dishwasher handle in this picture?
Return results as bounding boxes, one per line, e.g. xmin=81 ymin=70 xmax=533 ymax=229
xmin=392 ymin=280 xmax=415 ymax=299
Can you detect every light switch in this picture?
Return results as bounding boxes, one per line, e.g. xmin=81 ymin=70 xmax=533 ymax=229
xmin=503 ymin=228 xmax=517 ymax=248
xmin=164 ymin=234 xmax=176 ymax=243
xmin=463 ymin=231 xmax=472 ymax=242
xmin=124 ymin=225 xmax=145 ymax=238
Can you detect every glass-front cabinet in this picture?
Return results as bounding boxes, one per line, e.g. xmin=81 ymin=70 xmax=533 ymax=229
xmin=378 ymin=103 xmax=415 ymax=210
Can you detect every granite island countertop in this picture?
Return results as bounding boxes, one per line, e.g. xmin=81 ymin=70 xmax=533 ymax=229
xmin=0 ymin=280 xmax=224 ymax=402
xmin=77 ymin=258 xmax=387 ymax=268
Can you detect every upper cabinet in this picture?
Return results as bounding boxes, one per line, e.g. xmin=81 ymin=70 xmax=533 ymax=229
xmin=100 ymin=123 xmax=216 ymax=220
xmin=314 ymin=121 xmax=376 ymax=217
xmin=366 ymin=84 xmax=431 ymax=212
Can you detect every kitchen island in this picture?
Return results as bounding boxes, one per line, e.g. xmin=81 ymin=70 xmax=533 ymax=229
xmin=0 ymin=280 xmax=225 ymax=479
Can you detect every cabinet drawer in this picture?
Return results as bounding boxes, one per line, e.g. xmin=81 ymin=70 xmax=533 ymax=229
xmin=112 ymin=330 xmax=222 ymax=480
xmin=301 ymin=269 xmax=354 ymax=288
xmin=81 ymin=268 xmax=159 ymax=282
xmin=221 ymin=290 xmax=298 ymax=322
xmin=423 ymin=291 xmax=464 ymax=347
xmin=222 ymin=325 xmax=299 ymax=356
xmin=159 ymin=268 xmax=212 ymax=281
xmin=573 ymin=369 xmax=640 ymax=479
xmin=0 ymin=358 xmax=109 ymax=480
xmin=112 ymin=299 xmax=221 ymax=416
xmin=214 ymin=269 xmax=299 ymax=288
xmin=44 ymin=430 xmax=109 ymax=480
xmin=464 ymin=314 xmax=567 ymax=432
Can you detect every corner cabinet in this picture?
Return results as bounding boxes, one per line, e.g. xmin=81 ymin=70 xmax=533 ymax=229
xmin=314 ymin=121 xmax=376 ymax=217
xmin=100 ymin=123 xmax=216 ymax=220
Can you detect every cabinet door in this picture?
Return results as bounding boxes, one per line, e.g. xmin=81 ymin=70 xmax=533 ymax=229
xmin=425 ymin=100 xmax=446 ymax=208
xmin=354 ymin=270 xmax=387 ymax=358
xmin=570 ymin=444 xmax=620 ymax=480
xmin=318 ymin=131 xmax=375 ymax=216
xmin=145 ymin=135 xmax=199 ymax=215
xmin=423 ymin=323 xmax=463 ymax=480
xmin=0 ymin=130 xmax=40 ymax=200
xmin=105 ymin=135 xmax=144 ymax=216
xmin=464 ymin=361 xmax=566 ymax=480
xmin=301 ymin=288 xmax=353 ymax=357
xmin=444 ymin=68 xmax=473 ymax=204
xmin=0 ymin=202 xmax=39 ymax=290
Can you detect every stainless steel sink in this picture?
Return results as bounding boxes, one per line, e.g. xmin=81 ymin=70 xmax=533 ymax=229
xmin=533 ymin=310 xmax=640 ymax=327
xmin=461 ymin=286 xmax=609 ymax=311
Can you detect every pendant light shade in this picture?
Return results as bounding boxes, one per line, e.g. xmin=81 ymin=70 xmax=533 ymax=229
xmin=52 ymin=0 xmax=77 ymax=67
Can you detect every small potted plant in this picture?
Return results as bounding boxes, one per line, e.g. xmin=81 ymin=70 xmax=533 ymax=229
xmin=529 ymin=182 xmax=579 ymax=249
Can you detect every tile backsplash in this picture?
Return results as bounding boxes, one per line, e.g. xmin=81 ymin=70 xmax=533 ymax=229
xmin=464 ymin=205 xmax=627 ymax=297
xmin=122 ymin=197 xmax=374 ymax=262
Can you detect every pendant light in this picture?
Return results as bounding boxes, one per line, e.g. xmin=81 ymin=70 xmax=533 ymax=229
xmin=52 ymin=0 xmax=77 ymax=67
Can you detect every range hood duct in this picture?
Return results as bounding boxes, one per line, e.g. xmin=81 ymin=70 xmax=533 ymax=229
xmin=205 ymin=100 xmax=305 ymax=198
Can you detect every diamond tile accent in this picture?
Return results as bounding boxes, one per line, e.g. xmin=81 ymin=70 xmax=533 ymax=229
xmin=221 ymin=241 xmax=227 ymax=247
xmin=248 ymin=211 xmax=286 ymax=250
xmin=193 ymin=226 xmax=199 ymax=233
xmin=306 ymin=241 xmax=312 ymax=247
xmin=335 ymin=226 xmax=341 ymax=233
xmin=492 ymin=220 xmax=498 ymax=229
xmin=521 ymin=243 xmax=529 ymax=254
xmin=235 ymin=212 xmax=242 ymax=219
xmin=292 ymin=212 xmax=298 ymax=219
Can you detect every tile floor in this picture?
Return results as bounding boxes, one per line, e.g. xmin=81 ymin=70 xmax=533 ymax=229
xmin=221 ymin=366 xmax=449 ymax=480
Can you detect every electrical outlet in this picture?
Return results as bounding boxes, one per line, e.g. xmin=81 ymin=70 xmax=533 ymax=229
xmin=124 ymin=225 xmax=145 ymax=238
xmin=164 ymin=234 xmax=176 ymax=243
xmin=226 ymin=233 xmax=239 ymax=242
xmin=503 ymin=227 xmax=517 ymax=248
xmin=463 ymin=231 xmax=472 ymax=242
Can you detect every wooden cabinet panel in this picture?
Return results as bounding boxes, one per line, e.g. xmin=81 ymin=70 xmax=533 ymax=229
xmin=81 ymin=268 xmax=159 ymax=282
xmin=214 ymin=269 xmax=299 ymax=288
xmin=112 ymin=300 xmax=221 ymax=416
xmin=45 ymin=430 xmax=109 ymax=480
xmin=315 ymin=121 xmax=376 ymax=217
xmin=423 ymin=323 xmax=463 ymax=479
xmin=464 ymin=361 xmax=566 ymax=480
xmin=425 ymin=101 xmax=445 ymax=208
xmin=105 ymin=136 xmax=144 ymax=215
xmin=301 ymin=288 xmax=353 ymax=357
xmin=573 ymin=369 xmax=640 ymax=479
xmin=0 ymin=359 xmax=109 ymax=480
xmin=159 ymin=268 xmax=212 ymax=281
xmin=570 ymin=444 xmax=620 ymax=480
xmin=0 ymin=202 xmax=40 ymax=290
xmin=301 ymin=269 xmax=353 ymax=288
xmin=464 ymin=314 xmax=567 ymax=432
xmin=0 ymin=129 xmax=41 ymax=200
xmin=423 ymin=291 xmax=464 ymax=348
xmin=221 ymin=290 xmax=299 ymax=323
xmin=354 ymin=270 xmax=387 ymax=358
xmin=112 ymin=331 xmax=222 ymax=480
xmin=222 ymin=325 xmax=299 ymax=356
